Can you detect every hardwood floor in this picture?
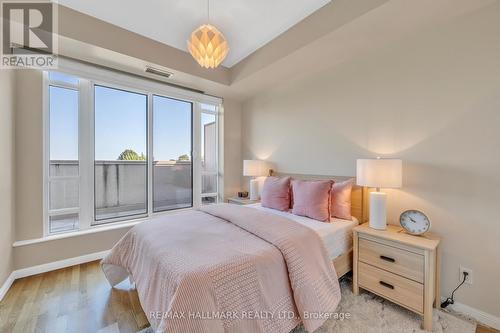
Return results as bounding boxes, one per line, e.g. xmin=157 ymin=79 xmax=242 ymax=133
xmin=478 ymin=326 xmax=500 ymax=333
xmin=0 ymin=261 xmax=148 ymax=333
xmin=0 ymin=260 xmax=498 ymax=333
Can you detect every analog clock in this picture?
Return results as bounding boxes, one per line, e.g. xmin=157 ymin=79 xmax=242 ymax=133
xmin=399 ymin=210 xmax=430 ymax=235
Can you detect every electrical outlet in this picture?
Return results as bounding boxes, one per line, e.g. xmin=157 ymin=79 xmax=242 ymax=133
xmin=459 ymin=266 xmax=473 ymax=285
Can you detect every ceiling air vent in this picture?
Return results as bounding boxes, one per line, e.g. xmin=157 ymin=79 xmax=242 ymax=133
xmin=145 ymin=66 xmax=173 ymax=79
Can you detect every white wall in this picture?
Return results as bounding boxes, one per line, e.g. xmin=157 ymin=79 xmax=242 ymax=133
xmin=15 ymin=70 xmax=44 ymax=240
xmin=0 ymin=70 xmax=16 ymax=286
xmin=242 ymin=3 xmax=500 ymax=318
xmin=223 ymin=99 xmax=243 ymax=200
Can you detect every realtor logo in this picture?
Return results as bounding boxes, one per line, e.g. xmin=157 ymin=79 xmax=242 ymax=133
xmin=1 ymin=1 xmax=57 ymax=68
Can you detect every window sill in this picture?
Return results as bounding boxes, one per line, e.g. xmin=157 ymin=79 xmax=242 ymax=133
xmin=13 ymin=207 xmax=193 ymax=247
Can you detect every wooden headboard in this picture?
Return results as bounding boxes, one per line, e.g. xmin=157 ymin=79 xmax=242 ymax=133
xmin=272 ymin=172 xmax=368 ymax=223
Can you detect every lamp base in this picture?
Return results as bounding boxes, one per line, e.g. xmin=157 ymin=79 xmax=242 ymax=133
xmin=369 ymin=191 xmax=387 ymax=230
xmin=249 ymin=179 xmax=260 ymax=200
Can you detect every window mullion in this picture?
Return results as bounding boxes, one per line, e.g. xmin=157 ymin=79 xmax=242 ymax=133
xmin=147 ymin=93 xmax=153 ymax=216
xmin=88 ymin=82 xmax=96 ymax=225
xmin=49 ymin=207 xmax=80 ymax=216
xmin=48 ymin=175 xmax=80 ymax=181
xmin=201 ymin=193 xmax=218 ymax=198
xmin=193 ymin=103 xmax=202 ymax=209
xmin=48 ymin=81 xmax=79 ymax=91
xmin=217 ymin=105 xmax=224 ymax=203
xmin=42 ymin=71 xmax=50 ymax=237
xmin=79 ymin=79 xmax=93 ymax=230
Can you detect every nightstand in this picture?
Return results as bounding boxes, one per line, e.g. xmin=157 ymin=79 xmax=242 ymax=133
xmin=227 ymin=197 xmax=259 ymax=205
xmin=353 ymin=223 xmax=441 ymax=331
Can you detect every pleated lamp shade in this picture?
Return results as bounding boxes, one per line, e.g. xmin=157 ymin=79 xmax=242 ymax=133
xmin=187 ymin=24 xmax=229 ymax=69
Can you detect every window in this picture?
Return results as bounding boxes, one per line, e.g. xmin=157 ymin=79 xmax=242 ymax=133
xmin=153 ymin=96 xmax=193 ymax=212
xmin=201 ymin=105 xmax=218 ymax=205
xmin=94 ymin=86 xmax=148 ymax=222
xmin=44 ymin=63 xmax=222 ymax=235
xmin=47 ymin=74 xmax=80 ymax=233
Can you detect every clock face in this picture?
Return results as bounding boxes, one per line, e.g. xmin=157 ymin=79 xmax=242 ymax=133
xmin=399 ymin=210 xmax=430 ymax=235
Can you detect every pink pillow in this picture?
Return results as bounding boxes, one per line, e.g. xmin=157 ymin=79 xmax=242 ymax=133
xmin=331 ymin=179 xmax=354 ymax=220
xmin=291 ymin=179 xmax=333 ymax=222
xmin=261 ymin=177 xmax=291 ymax=211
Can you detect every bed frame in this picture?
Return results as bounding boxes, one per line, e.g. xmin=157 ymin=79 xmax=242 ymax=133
xmin=272 ymin=172 xmax=368 ymax=278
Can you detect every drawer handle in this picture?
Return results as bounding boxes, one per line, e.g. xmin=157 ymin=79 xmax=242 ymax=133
xmin=379 ymin=281 xmax=394 ymax=289
xmin=380 ymin=255 xmax=396 ymax=263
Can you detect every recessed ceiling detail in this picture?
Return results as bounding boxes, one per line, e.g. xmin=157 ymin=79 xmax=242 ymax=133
xmin=58 ymin=0 xmax=330 ymax=67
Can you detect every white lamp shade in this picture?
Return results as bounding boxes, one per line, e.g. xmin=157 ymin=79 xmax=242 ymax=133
xmin=243 ymin=160 xmax=269 ymax=177
xmin=356 ymin=159 xmax=402 ymax=188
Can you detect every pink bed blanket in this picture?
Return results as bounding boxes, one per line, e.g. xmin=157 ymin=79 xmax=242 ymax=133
xmin=101 ymin=204 xmax=341 ymax=333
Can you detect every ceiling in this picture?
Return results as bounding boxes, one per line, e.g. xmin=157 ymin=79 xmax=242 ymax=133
xmin=58 ymin=0 xmax=330 ymax=67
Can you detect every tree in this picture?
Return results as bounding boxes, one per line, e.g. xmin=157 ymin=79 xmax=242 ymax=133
xmin=178 ymin=154 xmax=190 ymax=161
xmin=117 ymin=149 xmax=146 ymax=161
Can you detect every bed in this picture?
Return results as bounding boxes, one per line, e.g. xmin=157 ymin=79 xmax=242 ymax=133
xmin=270 ymin=172 xmax=368 ymax=278
xmin=102 ymin=173 xmax=367 ymax=333
xmin=247 ymin=202 xmax=359 ymax=278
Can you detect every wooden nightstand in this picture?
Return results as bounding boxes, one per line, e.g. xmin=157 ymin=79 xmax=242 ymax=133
xmin=227 ymin=197 xmax=260 ymax=205
xmin=353 ymin=223 xmax=441 ymax=331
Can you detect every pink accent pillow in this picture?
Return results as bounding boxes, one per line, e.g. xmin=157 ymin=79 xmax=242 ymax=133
xmin=291 ymin=179 xmax=333 ymax=222
xmin=331 ymin=179 xmax=354 ymax=220
xmin=261 ymin=177 xmax=291 ymax=211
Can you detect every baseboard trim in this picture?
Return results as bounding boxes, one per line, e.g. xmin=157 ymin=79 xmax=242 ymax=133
xmin=0 ymin=250 xmax=109 ymax=302
xmin=0 ymin=272 xmax=16 ymax=302
xmin=448 ymin=301 xmax=500 ymax=331
xmin=14 ymin=250 xmax=110 ymax=279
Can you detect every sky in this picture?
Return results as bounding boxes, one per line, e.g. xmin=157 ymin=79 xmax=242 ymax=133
xmin=49 ymin=86 xmax=79 ymax=160
xmin=50 ymin=80 xmax=200 ymax=161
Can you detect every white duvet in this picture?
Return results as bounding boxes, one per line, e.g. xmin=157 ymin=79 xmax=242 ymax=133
xmin=247 ymin=203 xmax=358 ymax=259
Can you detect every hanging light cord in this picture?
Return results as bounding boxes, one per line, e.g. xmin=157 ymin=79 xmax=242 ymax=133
xmin=207 ymin=0 xmax=210 ymax=23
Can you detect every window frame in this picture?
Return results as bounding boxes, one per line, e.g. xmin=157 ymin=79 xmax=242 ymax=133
xmin=43 ymin=74 xmax=82 ymax=235
xmin=43 ymin=59 xmax=223 ymax=236
xmin=200 ymin=107 xmax=220 ymax=203
xmin=151 ymin=94 xmax=194 ymax=214
xmin=92 ymin=83 xmax=150 ymax=224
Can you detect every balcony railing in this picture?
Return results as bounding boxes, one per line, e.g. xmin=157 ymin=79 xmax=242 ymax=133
xmin=49 ymin=160 xmax=216 ymax=231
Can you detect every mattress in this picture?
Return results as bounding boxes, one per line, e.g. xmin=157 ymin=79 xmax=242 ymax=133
xmin=247 ymin=203 xmax=358 ymax=260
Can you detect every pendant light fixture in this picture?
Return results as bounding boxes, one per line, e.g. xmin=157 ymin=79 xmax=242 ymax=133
xmin=187 ymin=0 xmax=229 ymax=69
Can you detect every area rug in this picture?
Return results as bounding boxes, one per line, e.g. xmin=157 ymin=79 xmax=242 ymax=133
xmin=137 ymin=278 xmax=476 ymax=333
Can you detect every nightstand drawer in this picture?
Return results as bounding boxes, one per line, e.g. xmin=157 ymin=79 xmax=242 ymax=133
xmin=353 ymin=224 xmax=441 ymax=331
xmin=358 ymin=262 xmax=423 ymax=313
xmin=359 ymin=237 xmax=424 ymax=283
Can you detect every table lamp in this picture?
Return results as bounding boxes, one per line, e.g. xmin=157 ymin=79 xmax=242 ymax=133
xmin=243 ymin=160 xmax=269 ymax=200
xmin=356 ymin=158 xmax=402 ymax=230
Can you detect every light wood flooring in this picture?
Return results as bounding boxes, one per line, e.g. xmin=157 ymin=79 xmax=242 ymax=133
xmin=0 ymin=260 xmax=498 ymax=333
xmin=0 ymin=261 xmax=148 ymax=333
